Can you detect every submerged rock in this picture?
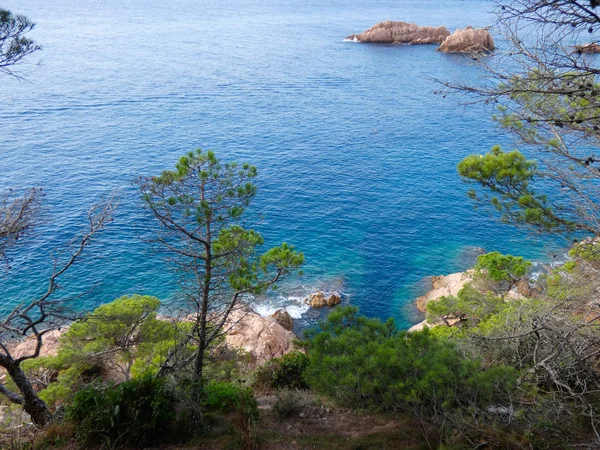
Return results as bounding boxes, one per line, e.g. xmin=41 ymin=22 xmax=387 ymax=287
xmin=346 ymin=20 xmax=450 ymax=45
xmin=271 ymin=308 xmax=294 ymax=331
xmin=438 ymin=26 xmax=495 ymax=53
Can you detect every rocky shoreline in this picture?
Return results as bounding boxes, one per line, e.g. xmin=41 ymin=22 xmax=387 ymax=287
xmin=409 ymin=271 xmax=472 ymax=332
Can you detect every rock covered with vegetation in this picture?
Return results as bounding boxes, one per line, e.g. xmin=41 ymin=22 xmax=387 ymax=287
xmin=415 ymin=271 xmax=472 ymax=313
xmin=346 ymin=20 xmax=450 ymax=44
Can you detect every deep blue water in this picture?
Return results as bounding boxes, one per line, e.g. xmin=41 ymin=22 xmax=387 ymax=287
xmin=1 ymin=0 xmax=563 ymax=328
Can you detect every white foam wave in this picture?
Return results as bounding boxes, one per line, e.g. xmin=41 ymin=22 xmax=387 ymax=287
xmin=253 ymin=295 xmax=310 ymax=319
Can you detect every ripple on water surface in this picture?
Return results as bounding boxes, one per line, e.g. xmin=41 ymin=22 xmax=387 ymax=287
xmin=0 ymin=0 xmax=564 ymax=328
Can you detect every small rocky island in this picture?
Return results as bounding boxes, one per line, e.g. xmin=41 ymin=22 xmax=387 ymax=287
xmin=438 ymin=26 xmax=495 ymax=53
xmin=346 ymin=20 xmax=450 ymax=45
xmin=347 ymin=20 xmax=495 ymax=53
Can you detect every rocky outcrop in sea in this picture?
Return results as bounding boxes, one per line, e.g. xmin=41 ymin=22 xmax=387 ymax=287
xmin=304 ymin=291 xmax=341 ymax=308
xmin=346 ymin=20 xmax=450 ymax=45
xmin=438 ymin=26 xmax=495 ymax=53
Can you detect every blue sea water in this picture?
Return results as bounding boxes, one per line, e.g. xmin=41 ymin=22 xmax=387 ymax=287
xmin=1 ymin=0 xmax=564 ymax=328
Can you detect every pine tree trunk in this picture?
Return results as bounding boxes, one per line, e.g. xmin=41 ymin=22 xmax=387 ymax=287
xmin=6 ymin=361 xmax=52 ymax=427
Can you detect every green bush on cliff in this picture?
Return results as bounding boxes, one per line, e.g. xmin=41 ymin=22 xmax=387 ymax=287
xmin=24 ymin=295 xmax=180 ymax=407
xmin=252 ymin=350 xmax=309 ymax=390
xmin=202 ymin=381 xmax=259 ymax=422
xmin=426 ymin=284 xmax=508 ymax=326
xmin=66 ymin=375 xmax=177 ymax=447
xmin=474 ymin=251 xmax=531 ymax=291
xmin=304 ymin=306 xmax=516 ymax=417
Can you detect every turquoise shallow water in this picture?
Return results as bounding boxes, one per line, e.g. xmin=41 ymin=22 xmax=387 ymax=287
xmin=1 ymin=0 xmax=563 ymax=328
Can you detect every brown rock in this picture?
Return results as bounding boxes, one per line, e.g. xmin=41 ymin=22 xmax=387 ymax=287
xmin=438 ymin=26 xmax=495 ymax=53
xmin=408 ymin=320 xmax=436 ymax=332
xmin=515 ymin=279 xmax=533 ymax=298
xmin=225 ymin=307 xmax=296 ymax=366
xmin=11 ymin=328 xmax=65 ymax=359
xmin=326 ymin=293 xmax=341 ymax=306
xmin=346 ymin=20 xmax=450 ymax=45
xmin=271 ymin=309 xmax=294 ymax=331
xmin=304 ymin=291 xmax=342 ymax=308
xmin=305 ymin=291 xmax=326 ymax=308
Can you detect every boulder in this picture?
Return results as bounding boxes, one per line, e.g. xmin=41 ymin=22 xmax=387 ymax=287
xmin=515 ymin=279 xmax=533 ymax=298
xmin=326 ymin=293 xmax=341 ymax=306
xmin=304 ymin=291 xmax=342 ymax=308
xmin=346 ymin=20 xmax=450 ymax=45
xmin=10 ymin=328 xmax=65 ymax=359
xmin=409 ymin=316 xmax=463 ymax=333
xmin=225 ymin=307 xmax=296 ymax=366
xmin=416 ymin=271 xmax=472 ymax=312
xmin=271 ymin=309 xmax=294 ymax=331
xmin=438 ymin=26 xmax=495 ymax=53
xmin=305 ymin=291 xmax=326 ymax=308
xmin=408 ymin=320 xmax=433 ymax=332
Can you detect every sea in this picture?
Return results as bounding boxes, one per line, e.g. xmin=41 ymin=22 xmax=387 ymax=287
xmin=0 ymin=0 xmax=565 ymax=329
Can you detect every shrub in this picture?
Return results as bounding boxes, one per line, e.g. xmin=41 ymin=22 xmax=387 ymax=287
xmin=253 ymin=350 xmax=309 ymax=390
xmin=66 ymin=375 xmax=176 ymax=447
xmin=474 ymin=251 xmax=531 ymax=291
xmin=272 ymin=389 xmax=310 ymax=418
xmin=202 ymin=381 xmax=259 ymax=423
xmin=426 ymin=284 xmax=508 ymax=325
xmin=304 ymin=306 xmax=517 ymax=418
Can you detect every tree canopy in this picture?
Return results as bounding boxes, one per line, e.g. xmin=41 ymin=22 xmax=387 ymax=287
xmin=0 ymin=8 xmax=40 ymax=77
xmin=138 ymin=150 xmax=303 ymax=382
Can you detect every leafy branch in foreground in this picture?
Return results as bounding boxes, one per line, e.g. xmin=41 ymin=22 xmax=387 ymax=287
xmin=0 ymin=8 xmax=41 ymax=77
xmin=458 ymin=145 xmax=597 ymax=233
xmin=448 ymin=0 xmax=600 ymax=236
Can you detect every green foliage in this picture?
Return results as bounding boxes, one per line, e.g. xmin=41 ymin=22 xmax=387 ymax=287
xmin=27 ymin=295 xmax=178 ymax=406
xmin=473 ymin=251 xmax=531 ymax=290
xmin=202 ymin=381 xmax=259 ymax=423
xmin=66 ymin=375 xmax=177 ymax=447
xmin=426 ymin=284 xmax=507 ymax=325
xmin=61 ymin=294 xmax=173 ymax=370
xmin=458 ymin=146 xmax=583 ymax=233
xmin=253 ymin=351 xmax=309 ymax=390
xmin=138 ymin=150 xmax=303 ymax=381
xmin=569 ymin=240 xmax=600 ymax=262
xmin=272 ymin=389 xmax=311 ymax=418
xmin=304 ymin=307 xmax=517 ymax=416
xmin=0 ymin=8 xmax=41 ymax=77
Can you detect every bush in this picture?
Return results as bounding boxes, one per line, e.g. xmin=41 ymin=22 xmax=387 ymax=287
xmin=253 ymin=351 xmax=309 ymax=390
xmin=272 ymin=389 xmax=311 ymax=418
xmin=304 ymin=306 xmax=517 ymax=418
xmin=203 ymin=381 xmax=259 ymax=423
xmin=474 ymin=251 xmax=531 ymax=292
xmin=66 ymin=375 xmax=177 ymax=447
